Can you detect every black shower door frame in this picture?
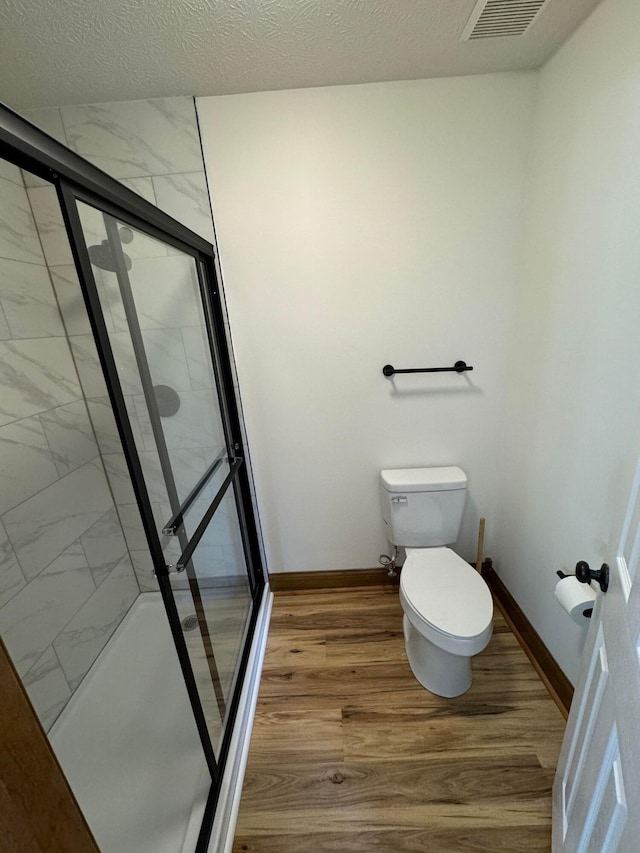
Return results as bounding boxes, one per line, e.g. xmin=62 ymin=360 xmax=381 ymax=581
xmin=0 ymin=103 xmax=265 ymax=851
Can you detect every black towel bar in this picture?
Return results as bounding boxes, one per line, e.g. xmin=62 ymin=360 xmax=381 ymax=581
xmin=382 ymin=360 xmax=473 ymax=377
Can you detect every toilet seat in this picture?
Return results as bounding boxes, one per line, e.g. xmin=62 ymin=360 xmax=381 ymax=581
xmin=400 ymin=548 xmax=493 ymax=656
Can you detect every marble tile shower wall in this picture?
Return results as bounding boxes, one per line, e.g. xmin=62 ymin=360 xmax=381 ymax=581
xmin=23 ymin=97 xmax=265 ymax=590
xmin=0 ymin=162 xmax=139 ymax=731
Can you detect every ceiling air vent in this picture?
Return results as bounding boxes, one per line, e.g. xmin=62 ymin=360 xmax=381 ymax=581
xmin=461 ymin=0 xmax=551 ymax=40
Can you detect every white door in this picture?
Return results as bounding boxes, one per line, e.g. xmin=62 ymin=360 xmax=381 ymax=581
xmin=553 ymin=455 xmax=640 ymax=851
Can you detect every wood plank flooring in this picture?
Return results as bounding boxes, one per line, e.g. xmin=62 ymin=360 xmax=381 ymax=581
xmin=233 ymin=586 xmax=566 ymax=853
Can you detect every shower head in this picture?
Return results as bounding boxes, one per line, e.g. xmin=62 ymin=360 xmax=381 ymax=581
xmin=87 ymin=239 xmax=132 ymax=272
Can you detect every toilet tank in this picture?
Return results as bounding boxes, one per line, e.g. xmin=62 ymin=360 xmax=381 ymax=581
xmin=380 ymin=467 xmax=467 ymax=547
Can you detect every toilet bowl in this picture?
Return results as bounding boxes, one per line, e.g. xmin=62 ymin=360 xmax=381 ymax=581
xmin=399 ymin=547 xmax=493 ymax=697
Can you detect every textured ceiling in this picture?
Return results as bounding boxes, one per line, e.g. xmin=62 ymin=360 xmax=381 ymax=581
xmin=0 ymin=0 xmax=602 ymax=109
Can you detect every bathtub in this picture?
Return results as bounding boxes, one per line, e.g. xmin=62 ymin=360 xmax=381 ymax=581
xmin=49 ymin=593 xmax=210 ymax=853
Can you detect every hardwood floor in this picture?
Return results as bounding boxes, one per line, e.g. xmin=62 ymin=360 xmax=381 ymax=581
xmin=233 ymin=586 xmax=566 ymax=852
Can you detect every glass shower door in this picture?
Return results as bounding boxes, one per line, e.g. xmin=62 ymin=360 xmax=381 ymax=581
xmin=0 ymin=102 xmax=263 ymax=853
xmin=57 ymin=183 xmax=262 ymax=817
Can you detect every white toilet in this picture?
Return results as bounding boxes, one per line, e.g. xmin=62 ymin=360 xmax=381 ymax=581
xmin=380 ymin=466 xmax=493 ymax=697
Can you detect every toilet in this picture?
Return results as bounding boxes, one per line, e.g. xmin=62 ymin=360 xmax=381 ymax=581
xmin=380 ymin=466 xmax=493 ymax=697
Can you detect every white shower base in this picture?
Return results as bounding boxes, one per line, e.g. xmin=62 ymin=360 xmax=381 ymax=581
xmin=50 ymin=593 xmax=209 ymax=853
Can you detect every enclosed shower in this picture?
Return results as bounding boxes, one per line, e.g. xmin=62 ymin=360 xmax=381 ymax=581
xmin=0 ymin=100 xmax=266 ymax=851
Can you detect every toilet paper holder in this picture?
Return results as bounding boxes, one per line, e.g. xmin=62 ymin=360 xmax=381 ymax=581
xmin=557 ymin=561 xmax=609 ymax=593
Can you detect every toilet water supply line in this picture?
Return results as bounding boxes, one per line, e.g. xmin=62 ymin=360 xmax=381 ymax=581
xmin=379 ymin=546 xmax=400 ymax=577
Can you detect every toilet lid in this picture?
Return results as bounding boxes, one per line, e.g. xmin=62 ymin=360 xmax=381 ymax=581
xmin=400 ymin=548 xmax=493 ymax=639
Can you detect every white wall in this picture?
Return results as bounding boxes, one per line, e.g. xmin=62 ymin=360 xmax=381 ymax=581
xmin=198 ymin=74 xmax=537 ymax=573
xmin=494 ymin=0 xmax=640 ymax=684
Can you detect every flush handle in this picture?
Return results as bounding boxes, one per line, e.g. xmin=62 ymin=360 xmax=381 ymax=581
xmin=391 ymin=496 xmax=408 ymax=504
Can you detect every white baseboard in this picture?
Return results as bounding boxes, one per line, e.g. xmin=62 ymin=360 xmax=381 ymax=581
xmin=208 ymin=584 xmax=273 ymax=852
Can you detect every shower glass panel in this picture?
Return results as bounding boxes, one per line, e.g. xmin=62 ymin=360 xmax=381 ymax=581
xmin=76 ymin=202 xmax=228 ymax=536
xmin=165 ymin=456 xmax=253 ymax=752
xmin=0 ymin=160 xmax=212 ymax=853
xmin=0 ymin=103 xmax=264 ymax=851
xmin=74 ymin=199 xmax=255 ymax=755
xmin=173 ymin=473 xmax=253 ymax=705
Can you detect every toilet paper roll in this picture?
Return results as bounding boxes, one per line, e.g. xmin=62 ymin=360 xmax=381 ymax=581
xmin=554 ymin=576 xmax=597 ymax=623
